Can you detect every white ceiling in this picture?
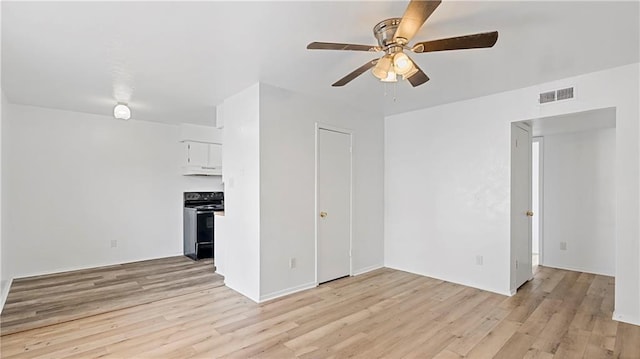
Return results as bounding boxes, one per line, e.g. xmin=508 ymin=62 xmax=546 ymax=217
xmin=2 ymin=1 xmax=638 ymax=125
xmin=530 ymin=107 xmax=616 ymax=137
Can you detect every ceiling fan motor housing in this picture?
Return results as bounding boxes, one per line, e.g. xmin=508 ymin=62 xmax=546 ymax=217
xmin=373 ymin=18 xmax=402 ymax=48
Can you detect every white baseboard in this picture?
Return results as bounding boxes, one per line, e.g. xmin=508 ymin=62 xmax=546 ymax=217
xmin=11 ymin=253 xmax=186 ymax=280
xmin=385 ymin=264 xmax=512 ymax=297
xmin=224 ymin=280 xmax=260 ymax=303
xmin=352 ymin=263 xmax=384 ymax=276
xmin=259 ymin=281 xmax=317 ymax=303
xmin=1 ymin=278 xmax=14 ymax=314
xmin=540 ymin=263 xmax=614 ymax=277
xmin=613 ymin=311 xmax=640 ymax=326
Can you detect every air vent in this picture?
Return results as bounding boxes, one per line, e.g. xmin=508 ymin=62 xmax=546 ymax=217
xmin=539 ymin=91 xmax=556 ymax=104
xmin=557 ymin=87 xmax=574 ymax=100
xmin=538 ymin=86 xmax=575 ymax=104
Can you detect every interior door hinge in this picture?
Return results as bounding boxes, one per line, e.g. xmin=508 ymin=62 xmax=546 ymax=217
xmin=516 ymin=260 xmax=519 ymax=269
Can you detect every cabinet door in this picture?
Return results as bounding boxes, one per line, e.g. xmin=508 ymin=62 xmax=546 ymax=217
xmin=208 ymin=143 xmax=222 ymax=168
xmin=186 ymin=142 xmax=209 ymax=167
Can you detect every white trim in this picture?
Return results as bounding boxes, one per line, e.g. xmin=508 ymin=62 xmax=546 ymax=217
xmin=540 ymin=263 xmax=614 ymax=277
xmin=9 ymin=253 xmax=188 ymax=280
xmin=352 ymin=264 xmax=384 ymax=276
xmin=533 ymin=137 xmax=545 ymax=266
xmin=314 ymin=123 xmax=354 ymax=285
xmin=224 ymin=279 xmax=260 ymax=303
xmin=179 ymin=139 xmax=222 ymax=145
xmin=386 ymin=264 xmax=512 ymax=297
xmin=1 ymin=278 xmax=13 ymax=314
xmin=258 ymin=281 xmax=317 ymax=303
xmin=613 ymin=311 xmax=640 ymax=326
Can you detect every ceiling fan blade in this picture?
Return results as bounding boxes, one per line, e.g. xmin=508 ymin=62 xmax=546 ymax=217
xmin=394 ymin=0 xmax=441 ymax=44
xmin=406 ymin=62 xmax=430 ymax=87
xmin=412 ymin=31 xmax=499 ymax=53
xmin=332 ymin=59 xmax=378 ymax=87
xmin=307 ymin=42 xmax=380 ymax=52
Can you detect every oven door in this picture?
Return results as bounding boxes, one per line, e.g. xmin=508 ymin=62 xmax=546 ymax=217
xmin=195 ymin=210 xmax=214 ymax=259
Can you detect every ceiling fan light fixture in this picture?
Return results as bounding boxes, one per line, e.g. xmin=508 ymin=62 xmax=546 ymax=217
xmin=393 ymin=52 xmax=413 ymax=75
xmin=381 ymin=70 xmax=398 ymax=82
xmin=113 ymin=103 xmax=131 ymax=120
xmin=372 ymin=54 xmax=393 ymax=80
xmin=402 ymin=66 xmax=419 ymax=80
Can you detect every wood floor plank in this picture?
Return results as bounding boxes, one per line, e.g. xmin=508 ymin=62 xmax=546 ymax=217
xmin=1 ymin=259 xmax=639 ymax=358
xmin=464 ymin=319 xmax=522 ymax=359
xmin=1 ymin=256 xmax=223 ymax=336
xmin=613 ymin=322 xmax=640 ymax=358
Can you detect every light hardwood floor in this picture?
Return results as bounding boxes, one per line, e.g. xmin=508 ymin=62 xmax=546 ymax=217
xmin=0 ymin=256 xmax=223 ymax=336
xmin=1 ymin=257 xmax=639 ymax=358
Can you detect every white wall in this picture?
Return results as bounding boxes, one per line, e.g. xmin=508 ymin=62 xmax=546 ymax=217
xmin=0 ymin=11 xmax=8 ymax=312
xmin=259 ymin=84 xmax=384 ymax=301
xmin=1 ymin=91 xmax=8 ymax=312
xmin=219 ymin=84 xmax=261 ymax=302
xmin=2 ymin=103 xmax=222 ymax=279
xmin=218 ymin=82 xmax=384 ymax=302
xmin=542 ymin=128 xmax=615 ymax=275
xmin=385 ymin=63 xmax=639 ymax=325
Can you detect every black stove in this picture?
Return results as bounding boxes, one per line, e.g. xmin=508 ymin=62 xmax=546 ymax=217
xmin=183 ymin=192 xmax=224 ymax=261
xmin=184 ymin=192 xmax=224 ymax=209
xmin=193 ymin=204 xmax=224 ymax=211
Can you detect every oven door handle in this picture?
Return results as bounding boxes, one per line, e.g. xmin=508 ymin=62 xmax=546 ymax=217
xmin=196 ymin=210 xmax=216 ymax=214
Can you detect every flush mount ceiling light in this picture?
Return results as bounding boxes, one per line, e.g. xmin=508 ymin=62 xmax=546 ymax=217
xmin=306 ymin=0 xmax=499 ymax=87
xmin=113 ymin=103 xmax=131 ymax=120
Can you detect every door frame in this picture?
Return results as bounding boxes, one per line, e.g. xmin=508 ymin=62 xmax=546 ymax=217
xmin=314 ymin=123 xmax=354 ymax=285
xmin=510 ymin=121 xmax=533 ymax=294
xmin=532 ymin=136 xmax=545 ymax=267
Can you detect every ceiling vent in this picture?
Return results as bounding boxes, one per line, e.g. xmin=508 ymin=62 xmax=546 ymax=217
xmin=539 ymin=86 xmax=575 ymax=104
xmin=556 ymin=87 xmax=574 ymax=100
xmin=539 ymin=91 xmax=556 ymax=104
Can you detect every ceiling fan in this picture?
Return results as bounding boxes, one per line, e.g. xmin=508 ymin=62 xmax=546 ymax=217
xmin=307 ymin=0 xmax=498 ymax=87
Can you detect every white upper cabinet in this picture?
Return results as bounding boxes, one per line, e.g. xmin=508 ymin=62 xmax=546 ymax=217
xmin=186 ymin=141 xmax=209 ymax=167
xmin=182 ymin=141 xmax=222 ymax=176
xmin=208 ymin=143 xmax=222 ymax=168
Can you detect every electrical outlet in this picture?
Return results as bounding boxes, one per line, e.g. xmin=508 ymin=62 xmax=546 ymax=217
xmin=289 ymin=257 xmax=296 ymax=269
xmin=476 ymin=255 xmax=483 ymax=266
xmin=560 ymin=242 xmax=567 ymax=250
xmin=110 ymin=240 xmax=118 ymax=248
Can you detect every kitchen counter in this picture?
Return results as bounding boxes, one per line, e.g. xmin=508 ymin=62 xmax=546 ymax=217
xmin=214 ymin=211 xmax=225 ymax=216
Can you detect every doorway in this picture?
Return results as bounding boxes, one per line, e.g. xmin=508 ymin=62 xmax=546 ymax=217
xmin=511 ymin=108 xmax=617 ymax=294
xmin=316 ymin=125 xmax=352 ymax=284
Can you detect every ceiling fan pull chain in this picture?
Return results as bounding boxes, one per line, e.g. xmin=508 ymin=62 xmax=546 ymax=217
xmin=393 ymin=82 xmax=397 ymax=102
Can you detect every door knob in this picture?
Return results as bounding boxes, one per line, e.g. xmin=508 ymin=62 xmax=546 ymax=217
xmin=320 ymin=211 xmax=327 ymax=218
xmin=526 ymin=210 xmax=534 ymax=217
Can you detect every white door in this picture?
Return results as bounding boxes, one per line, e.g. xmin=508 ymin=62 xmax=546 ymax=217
xmin=317 ymin=128 xmax=351 ymax=284
xmin=511 ymin=123 xmax=533 ymax=290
